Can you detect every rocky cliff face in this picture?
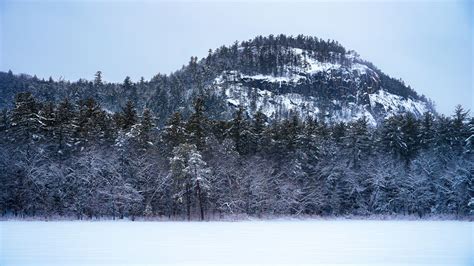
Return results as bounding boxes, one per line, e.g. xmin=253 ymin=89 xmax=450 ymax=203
xmin=203 ymin=46 xmax=430 ymax=125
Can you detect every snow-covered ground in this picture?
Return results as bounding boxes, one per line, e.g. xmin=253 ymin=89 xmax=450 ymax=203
xmin=0 ymin=220 xmax=472 ymax=266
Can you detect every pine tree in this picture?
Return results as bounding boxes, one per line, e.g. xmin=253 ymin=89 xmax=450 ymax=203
xmin=55 ymin=98 xmax=77 ymax=156
xmin=346 ymin=117 xmax=371 ymax=169
xmin=186 ymin=98 xmax=207 ymax=150
xmin=123 ymin=76 xmax=132 ymax=90
xmin=300 ymin=116 xmax=320 ymax=166
xmin=10 ymin=92 xmax=41 ymax=149
xmin=399 ymin=113 xmax=420 ymax=165
xmin=451 ymin=105 xmax=469 ymax=153
xmin=419 ymin=112 xmax=435 ymax=150
xmin=137 ymin=108 xmax=154 ymax=149
xmin=288 ymin=114 xmax=302 ymax=151
xmin=251 ymin=110 xmax=267 ymax=153
xmin=170 ymin=143 xmax=211 ymax=220
xmin=120 ymin=100 xmax=138 ymax=130
xmin=96 ymin=110 xmax=116 ymax=145
xmin=76 ymin=97 xmax=105 ymax=145
xmin=38 ymin=102 xmax=57 ymax=151
xmin=169 ymin=143 xmax=189 ymax=218
xmin=94 ymin=71 xmax=103 ymax=87
xmin=383 ymin=114 xmax=420 ymax=165
xmin=185 ymin=147 xmax=211 ymax=220
xmin=39 ymin=102 xmax=56 ymax=132
xmin=162 ymin=112 xmax=186 ymax=154
xmin=228 ymin=106 xmax=250 ymax=155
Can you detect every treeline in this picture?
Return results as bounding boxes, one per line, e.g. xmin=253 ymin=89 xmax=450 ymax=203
xmin=205 ymin=34 xmax=347 ymax=77
xmin=0 ymin=93 xmax=472 ymax=220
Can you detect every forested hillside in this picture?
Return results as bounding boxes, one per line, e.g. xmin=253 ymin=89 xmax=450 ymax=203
xmin=0 ymin=92 xmax=472 ymax=219
xmin=0 ymin=34 xmax=434 ymax=126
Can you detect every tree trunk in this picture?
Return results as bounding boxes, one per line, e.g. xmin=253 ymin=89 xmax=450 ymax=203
xmin=196 ymin=179 xmax=204 ymax=221
xmin=186 ymin=183 xmax=191 ymax=221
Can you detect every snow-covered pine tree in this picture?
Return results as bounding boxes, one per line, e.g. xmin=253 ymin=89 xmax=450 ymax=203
xmin=162 ymin=111 xmax=186 ymax=155
xmin=184 ymin=146 xmax=211 ymax=220
xmin=170 ymin=143 xmax=211 ymax=220
xmin=9 ymin=92 xmax=41 ymax=150
xmin=136 ymin=108 xmax=155 ymax=149
xmin=450 ymin=105 xmax=470 ymax=154
xmin=76 ymin=98 xmax=106 ymax=146
xmin=186 ymin=98 xmax=207 ymax=150
xmin=419 ymin=111 xmax=435 ymax=150
xmin=345 ymin=116 xmax=371 ymax=169
xmin=228 ymin=105 xmax=251 ymax=155
xmin=55 ymin=98 xmax=77 ymax=156
xmin=120 ymin=100 xmax=138 ymax=131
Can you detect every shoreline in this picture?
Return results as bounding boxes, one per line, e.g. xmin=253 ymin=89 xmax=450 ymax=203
xmin=1 ymin=214 xmax=472 ymax=222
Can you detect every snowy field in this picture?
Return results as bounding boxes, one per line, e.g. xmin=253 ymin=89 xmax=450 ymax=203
xmin=0 ymin=220 xmax=472 ymax=266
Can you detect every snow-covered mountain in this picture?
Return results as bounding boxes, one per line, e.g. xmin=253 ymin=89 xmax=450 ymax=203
xmin=0 ymin=35 xmax=434 ymax=125
xmin=204 ymin=46 xmax=431 ymax=125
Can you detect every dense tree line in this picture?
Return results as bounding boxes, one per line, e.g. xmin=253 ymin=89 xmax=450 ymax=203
xmin=0 ymin=93 xmax=472 ymax=220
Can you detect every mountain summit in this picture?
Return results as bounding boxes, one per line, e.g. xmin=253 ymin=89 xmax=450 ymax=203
xmin=0 ymin=34 xmax=434 ymax=124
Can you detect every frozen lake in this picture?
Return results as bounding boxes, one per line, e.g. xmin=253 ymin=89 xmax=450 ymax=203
xmin=1 ymin=220 xmax=472 ymax=266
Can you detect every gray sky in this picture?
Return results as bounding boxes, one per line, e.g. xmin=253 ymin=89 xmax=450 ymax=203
xmin=1 ymin=0 xmax=472 ymax=115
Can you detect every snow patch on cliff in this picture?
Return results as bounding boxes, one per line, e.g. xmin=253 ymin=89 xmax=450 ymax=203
xmin=369 ymin=89 xmax=428 ymax=118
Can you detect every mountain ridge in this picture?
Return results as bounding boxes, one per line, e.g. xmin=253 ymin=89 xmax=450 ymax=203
xmin=0 ymin=34 xmax=435 ymax=125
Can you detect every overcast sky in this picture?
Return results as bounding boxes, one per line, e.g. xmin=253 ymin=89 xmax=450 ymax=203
xmin=1 ymin=0 xmax=472 ymax=115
